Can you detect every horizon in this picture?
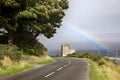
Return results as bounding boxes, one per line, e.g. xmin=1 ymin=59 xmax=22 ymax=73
xmin=48 ymin=48 xmax=120 ymax=57
xmin=38 ymin=0 xmax=120 ymax=54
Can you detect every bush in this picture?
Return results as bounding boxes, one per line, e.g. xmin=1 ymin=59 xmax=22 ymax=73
xmin=14 ymin=32 xmax=47 ymax=56
xmin=0 ymin=61 xmax=3 ymax=67
xmin=6 ymin=45 xmax=22 ymax=62
xmin=0 ymin=44 xmax=7 ymax=60
xmin=80 ymin=53 xmax=106 ymax=66
xmin=67 ymin=52 xmax=106 ymax=66
xmin=0 ymin=44 xmax=23 ymax=62
xmin=0 ymin=51 xmax=4 ymax=60
xmin=9 ymin=51 xmax=22 ymax=62
xmin=67 ymin=52 xmax=81 ymax=57
xmin=98 ymin=59 xmax=105 ymax=66
xmin=80 ymin=53 xmax=92 ymax=58
xmin=81 ymin=53 xmax=102 ymax=62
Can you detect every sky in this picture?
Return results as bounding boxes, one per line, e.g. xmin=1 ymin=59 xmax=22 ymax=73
xmin=38 ymin=0 xmax=120 ymax=54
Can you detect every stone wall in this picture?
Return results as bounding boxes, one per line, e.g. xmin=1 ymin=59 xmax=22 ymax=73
xmin=61 ymin=44 xmax=75 ymax=56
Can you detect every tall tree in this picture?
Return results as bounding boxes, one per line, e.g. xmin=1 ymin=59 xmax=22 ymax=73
xmin=0 ymin=0 xmax=69 ymax=50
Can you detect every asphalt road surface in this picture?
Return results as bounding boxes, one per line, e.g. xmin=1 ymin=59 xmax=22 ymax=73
xmin=0 ymin=58 xmax=90 ymax=80
xmin=116 ymin=59 xmax=120 ymax=65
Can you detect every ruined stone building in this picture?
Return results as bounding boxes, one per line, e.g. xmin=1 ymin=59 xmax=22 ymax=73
xmin=61 ymin=44 xmax=75 ymax=56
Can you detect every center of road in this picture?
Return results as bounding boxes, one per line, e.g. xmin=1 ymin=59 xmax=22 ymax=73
xmin=44 ymin=59 xmax=71 ymax=78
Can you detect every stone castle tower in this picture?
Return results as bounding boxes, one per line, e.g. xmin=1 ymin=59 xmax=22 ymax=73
xmin=61 ymin=44 xmax=75 ymax=56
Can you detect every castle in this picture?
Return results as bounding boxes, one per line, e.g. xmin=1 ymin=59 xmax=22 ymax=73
xmin=61 ymin=44 xmax=75 ymax=56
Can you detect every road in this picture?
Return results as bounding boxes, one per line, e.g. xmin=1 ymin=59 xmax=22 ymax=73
xmin=116 ymin=59 xmax=120 ymax=65
xmin=108 ymin=57 xmax=120 ymax=65
xmin=0 ymin=58 xmax=90 ymax=80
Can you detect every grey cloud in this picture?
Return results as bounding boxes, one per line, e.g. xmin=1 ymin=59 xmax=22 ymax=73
xmin=38 ymin=0 xmax=120 ymax=53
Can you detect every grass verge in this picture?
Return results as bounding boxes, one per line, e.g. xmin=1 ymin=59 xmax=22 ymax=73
xmin=85 ymin=59 xmax=109 ymax=80
xmin=22 ymin=55 xmax=55 ymax=64
xmin=0 ymin=55 xmax=55 ymax=77
xmin=38 ymin=55 xmax=55 ymax=64
xmin=0 ymin=63 xmax=31 ymax=77
xmin=85 ymin=58 xmax=120 ymax=80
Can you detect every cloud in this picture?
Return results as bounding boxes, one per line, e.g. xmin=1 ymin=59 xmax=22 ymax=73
xmin=38 ymin=0 xmax=120 ymax=53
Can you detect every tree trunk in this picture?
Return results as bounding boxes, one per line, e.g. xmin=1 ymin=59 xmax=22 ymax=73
xmin=8 ymin=30 xmax=13 ymax=51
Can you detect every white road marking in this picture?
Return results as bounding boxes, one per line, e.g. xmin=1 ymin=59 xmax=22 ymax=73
xmin=57 ymin=67 xmax=63 ymax=71
xmin=63 ymin=65 xmax=67 ymax=67
xmin=44 ymin=72 xmax=55 ymax=78
xmin=67 ymin=60 xmax=71 ymax=65
xmin=44 ymin=59 xmax=72 ymax=78
xmin=57 ymin=60 xmax=71 ymax=71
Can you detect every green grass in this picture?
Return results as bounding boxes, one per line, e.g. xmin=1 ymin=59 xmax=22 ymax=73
xmin=84 ymin=58 xmax=120 ymax=80
xmin=22 ymin=55 xmax=55 ymax=64
xmin=87 ymin=59 xmax=109 ymax=80
xmin=0 ymin=55 xmax=55 ymax=77
xmin=67 ymin=52 xmax=120 ymax=80
xmin=0 ymin=63 xmax=32 ymax=76
xmin=0 ymin=44 xmax=55 ymax=77
xmin=38 ymin=56 xmax=55 ymax=64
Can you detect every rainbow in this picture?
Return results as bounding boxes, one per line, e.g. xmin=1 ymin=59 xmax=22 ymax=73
xmin=63 ymin=23 xmax=110 ymax=50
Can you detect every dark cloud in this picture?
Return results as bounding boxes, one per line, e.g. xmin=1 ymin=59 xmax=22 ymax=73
xmin=38 ymin=0 xmax=120 ymax=53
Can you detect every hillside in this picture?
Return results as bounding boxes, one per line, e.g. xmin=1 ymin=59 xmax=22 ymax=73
xmin=0 ymin=44 xmax=54 ymax=77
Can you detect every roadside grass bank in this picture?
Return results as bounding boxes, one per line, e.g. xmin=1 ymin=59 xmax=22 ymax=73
xmin=0 ymin=44 xmax=55 ymax=77
xmin=85 ymin=58 xmax=120 ymax=80
xmin=85 ymin=58 xmax=109 ymax=80
xmin=67 ymin=52 xmax=120 ymax=80
xmin=0 ymin=55 xmax=55 ymax=77
xmin=22 ymin=55 xmax=55 ymax=64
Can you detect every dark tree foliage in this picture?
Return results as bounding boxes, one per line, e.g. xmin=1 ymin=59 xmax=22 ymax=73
xmin=0 ymin=0 xmax=68 ymax=52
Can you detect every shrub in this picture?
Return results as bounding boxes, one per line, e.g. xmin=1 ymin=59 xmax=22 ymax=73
xmin=80 ymin=53 xmax=92 ymax=58
xmin=14 ymin=32 xmax=47 ymax=56
xmin=6 ymin=45 xmax=22 ymax=62
xmin=0 ymin=51 xmax=4 ymax=60
xmin=67 ymin=52 xmax=81 ymax=57
xmin=0 ymin=44 xmax=8 ymax=60
xmin=81 ymin=53 xmax=106 ymax=66
xmin=98 ymin=59 xmax=105 ymax=66
xmin=92 ymin=55 xmax=102 ymax=62
xmin=9 ymin=51 xmax=22 ymax=62
xmin=0 ymin=44 xmax=23 ymax=62
xmin=80 ymin=53 xmax=102 ymax=62
xmin=0 ymin=61 xmax=3 ymax=67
